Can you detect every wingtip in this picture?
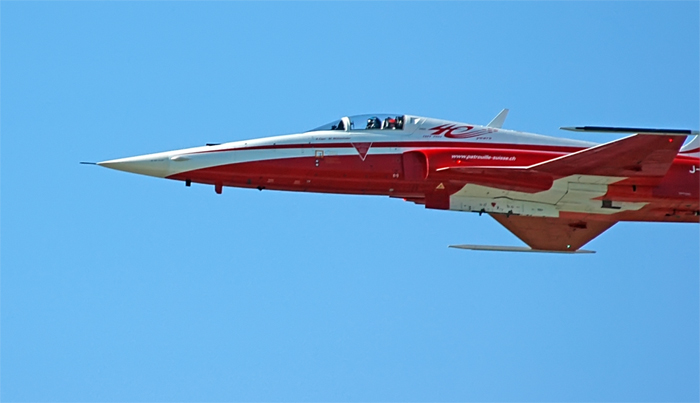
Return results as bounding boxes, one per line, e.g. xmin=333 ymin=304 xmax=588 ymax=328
xmin=449 ymin=244 xmax=595 ymax=254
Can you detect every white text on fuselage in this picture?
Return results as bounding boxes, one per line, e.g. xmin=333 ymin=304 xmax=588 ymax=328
xmin=314 ymin=137 xmax=351 ymax=141
xmin=452 ymin=154 xmax=516 ymax=162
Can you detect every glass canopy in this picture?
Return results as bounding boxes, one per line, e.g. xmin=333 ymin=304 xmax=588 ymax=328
xmin=309 ymin=114 xmax=405 ymax=132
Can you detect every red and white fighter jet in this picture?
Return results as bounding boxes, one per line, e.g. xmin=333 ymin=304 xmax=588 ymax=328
xmin=96 ymin=110 xmax=700 ymax=253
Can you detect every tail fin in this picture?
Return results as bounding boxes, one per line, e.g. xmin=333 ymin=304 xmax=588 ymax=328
xmin=680 ymin=135 xmax=700 ymax=157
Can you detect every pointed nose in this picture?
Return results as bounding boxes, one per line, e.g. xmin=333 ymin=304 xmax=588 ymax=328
xmin=98 ymin=153 xmax=172 ymax=178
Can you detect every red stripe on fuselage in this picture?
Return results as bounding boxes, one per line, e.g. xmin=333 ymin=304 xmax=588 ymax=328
xmin=166 ymin=143 xmax=699 ymax=223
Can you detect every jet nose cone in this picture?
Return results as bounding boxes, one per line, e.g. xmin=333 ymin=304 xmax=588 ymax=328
xmin=98 ymin=153 xmax=171 ymax=178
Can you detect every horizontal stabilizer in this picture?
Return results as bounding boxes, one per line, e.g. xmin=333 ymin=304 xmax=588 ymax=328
xmin=449 ymin=245 xmax=595 ymax=254
xmin=560 ymin=126 xmax=699 ymax=135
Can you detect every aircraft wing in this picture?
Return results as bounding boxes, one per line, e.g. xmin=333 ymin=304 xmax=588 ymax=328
xmin=445 ymin=131 xmax=688 ymax=252
xmin=530 ymin=132 xmax=687 ymax=182
xmin=489 ymin=214 xmax=615 ymax=252
xmin=440 ymin=132 xmax=687 ymax=191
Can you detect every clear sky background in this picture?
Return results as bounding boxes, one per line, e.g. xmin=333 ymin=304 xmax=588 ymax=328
xmin=2 ymin=2 xmax=699 ymax=402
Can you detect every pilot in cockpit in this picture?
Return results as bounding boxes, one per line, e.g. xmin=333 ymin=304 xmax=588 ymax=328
xmin=384 ymin=116 xmax=397 ymax=129
xmin=332 ymin=119 xmax=345 ymax=130
xmin=366 ymin=116 xmax=382 ymax=129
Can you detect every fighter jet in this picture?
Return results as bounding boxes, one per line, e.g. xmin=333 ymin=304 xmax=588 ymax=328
xmin=94 ymin=110 xmax=700 ymax=253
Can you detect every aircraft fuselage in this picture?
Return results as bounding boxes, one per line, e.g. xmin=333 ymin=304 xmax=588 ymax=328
xmin=99 ymin=114 xmax=699 ymax=225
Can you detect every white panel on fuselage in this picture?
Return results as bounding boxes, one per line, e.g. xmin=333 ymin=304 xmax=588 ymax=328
xmin=449 ymin=175 xmax=648 ymax=217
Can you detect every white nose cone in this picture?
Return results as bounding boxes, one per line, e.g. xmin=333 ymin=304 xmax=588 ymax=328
xmin=98 ymin=153 xmax=172 ymax=178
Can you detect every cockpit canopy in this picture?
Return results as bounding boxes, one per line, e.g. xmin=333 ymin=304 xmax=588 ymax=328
xmin=309 ymin=114 xmax=405 ymax=132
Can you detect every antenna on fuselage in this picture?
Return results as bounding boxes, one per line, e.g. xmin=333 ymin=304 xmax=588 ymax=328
xmin=486 ymin=109 xmax=509 ymax=128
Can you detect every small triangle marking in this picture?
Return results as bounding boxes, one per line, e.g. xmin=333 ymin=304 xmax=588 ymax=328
xmin=352 ymin=142 xmax=372 ymax=161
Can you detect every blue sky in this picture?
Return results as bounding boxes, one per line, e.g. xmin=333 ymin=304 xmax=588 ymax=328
xmin=2 ymin=2 xmax=698 ymax=401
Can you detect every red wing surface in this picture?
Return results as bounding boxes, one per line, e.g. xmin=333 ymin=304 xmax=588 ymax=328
xmin=490 ymin=214 xmax=615 ymax=251
xmin=441 ymin=133 xmax=686 ymax=192
xmin=531 ymin=134 xmax=686 ymax=181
